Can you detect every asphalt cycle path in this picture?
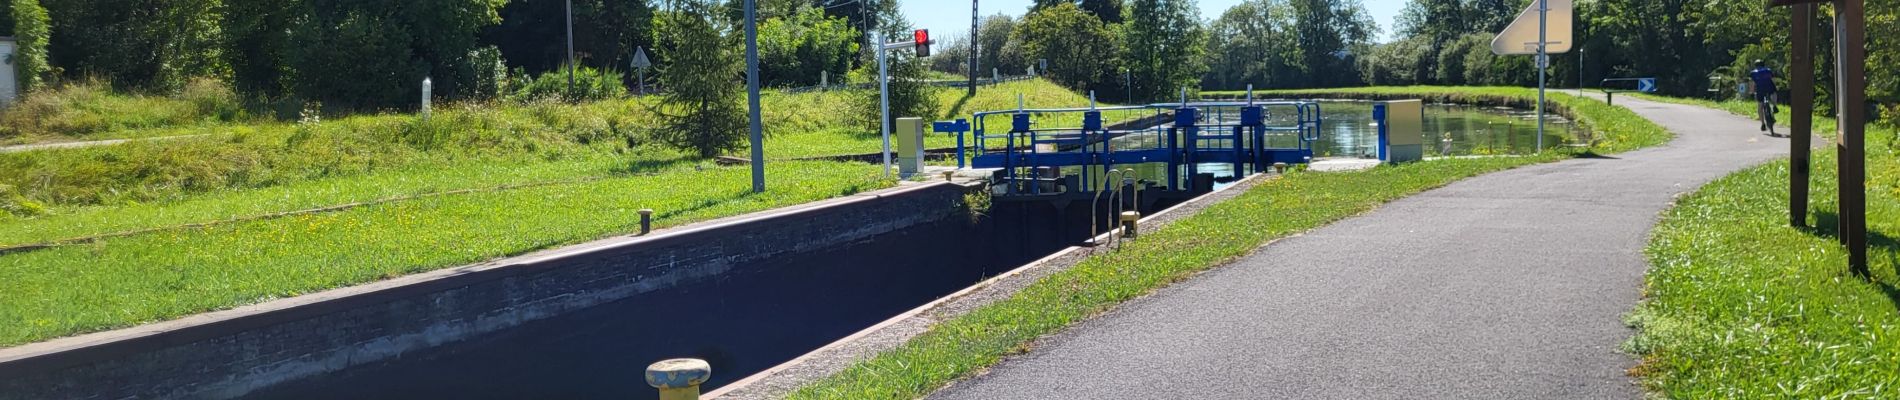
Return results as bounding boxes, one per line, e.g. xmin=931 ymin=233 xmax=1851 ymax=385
xmin=931 ymin=95 xmax=1790 ymax=399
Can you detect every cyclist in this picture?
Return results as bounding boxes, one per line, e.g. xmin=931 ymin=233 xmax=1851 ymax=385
xmin=1749 ymin=60 xmax=1779 ymax=136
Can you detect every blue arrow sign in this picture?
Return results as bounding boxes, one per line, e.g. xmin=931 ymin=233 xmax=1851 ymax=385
xmin=1638 ymin=78 xmax=1657 ymax=93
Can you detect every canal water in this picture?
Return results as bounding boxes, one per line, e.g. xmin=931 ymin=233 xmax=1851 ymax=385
xmin=1061 ymin=101 xmax=1576 ymax=189
xmin=1299 ymin=101 xmax=1579 ymax=158
xmin=241 ymin=198 xmax=1169 ymax=400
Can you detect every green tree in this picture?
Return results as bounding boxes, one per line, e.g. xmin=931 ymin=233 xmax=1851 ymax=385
xmin=486 ymin=0 xmax=654 ymax=76
xmin=758 ymin=6 xmax=859 ymax=87
xmin=1122 ymin=0 xmax=1205 ymax=101
xmin=1433 ymin=32 xmax=1487 ymax=85
xmin=1033 ymin=0 xmax=1124 ymax=23
xmin=41 ymin=0 xmax=224 ymax=91
xmin=1291 ymin=0 xmax=1375 ymax=88
xmin=1205 ymin=0 xmax=1303 ymax=90
xmin=283 ymin=0 xmax=507 ymax=110
xmin=4 ymin=0 xmax=49 ymax=92
xmin=651 ymin=0 xmax=745 ymax=158
xmin=1357 ymin=35 xmax=1431 ymax=85
xmin=222 ymin=0 xmax=294 ymax=96
xmin=1080 ymin=0 xmax=1125 ymax=24
xmin=1014 ymin=3 xmax=1119 ymax=91
xmin=975 ymin=14 xmax=1024 ymax=75
xmin=856 ymin=54 xmax=931 ymax=129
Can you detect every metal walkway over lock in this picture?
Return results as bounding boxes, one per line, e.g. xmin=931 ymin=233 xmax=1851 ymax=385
xmin=933 ymin=99 xmax=1325 ymax=197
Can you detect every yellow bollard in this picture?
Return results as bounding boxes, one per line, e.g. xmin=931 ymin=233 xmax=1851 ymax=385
xmin=1119 ymin=211 xmax=1141 ymax=238
xmin=645 ymin=358 xmax=711 ymax=400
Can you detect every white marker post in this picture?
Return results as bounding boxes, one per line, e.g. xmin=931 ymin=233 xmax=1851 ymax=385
xmin=421 ymin=77 xmax=432 ymax=120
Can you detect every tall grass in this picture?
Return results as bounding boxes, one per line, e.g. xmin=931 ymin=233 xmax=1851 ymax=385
xmin=0 ymin=78 xmax=255 ymax=143
xmin=0 ymin=101 xmax=655 ymax=207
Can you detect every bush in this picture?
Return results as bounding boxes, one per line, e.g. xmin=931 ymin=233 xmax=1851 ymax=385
xmin=0 ymin=183 xmax=45 ymax=218
xmin=180 ymin=77 xmax=247 ymax=122
xmin=285 ymin=0 xmax=506 ymax=111
xmin=508 ymin=65 xmax=627 ymax=103
xmin=854 ymin=55 xmax=933 ymax=130
xmin=8 ymin=0 xmax=50 ymax=93
xmin=758 ymin=6 xmax=858 ymax=87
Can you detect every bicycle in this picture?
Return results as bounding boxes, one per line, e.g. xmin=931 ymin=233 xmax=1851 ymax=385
xmin=1757 ymin=92 xmax=1779 ymax=137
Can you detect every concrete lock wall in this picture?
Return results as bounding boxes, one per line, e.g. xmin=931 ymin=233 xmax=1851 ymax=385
xmin=0 ymin=182 xmax=979 ymax=400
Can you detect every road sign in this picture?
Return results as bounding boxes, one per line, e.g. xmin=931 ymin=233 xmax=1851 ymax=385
xmin=1492 ymin=0 xmax=1573 ymax=55
xmin=632 ymin=47 xmax=652 ymax=69
xmin=1638 ymin=78 xmax=1657 ymax=93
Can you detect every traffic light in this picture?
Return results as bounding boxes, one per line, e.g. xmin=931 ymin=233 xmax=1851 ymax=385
xmin=914 ymin=29 xmax=931 ymax=57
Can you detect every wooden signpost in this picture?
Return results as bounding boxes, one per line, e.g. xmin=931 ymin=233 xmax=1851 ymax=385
xmin=1769 ymin=0 xmax=1869 ymax=276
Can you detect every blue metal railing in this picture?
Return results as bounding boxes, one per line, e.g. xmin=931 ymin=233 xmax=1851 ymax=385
xmin=934 ymin=100 xmax=1323 ymax=196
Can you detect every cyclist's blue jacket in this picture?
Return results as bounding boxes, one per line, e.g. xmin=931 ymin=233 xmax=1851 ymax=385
xmin=1750 ymin=67 xmax=1778 ymax=94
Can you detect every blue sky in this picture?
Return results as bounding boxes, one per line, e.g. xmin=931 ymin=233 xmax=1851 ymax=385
xmin=900 ymin=0 xmax=1410 ymax=44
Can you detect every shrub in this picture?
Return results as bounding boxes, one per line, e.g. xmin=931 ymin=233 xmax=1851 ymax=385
xmin=0 ymin=183 xmax=45 ymax=218
xmin=8 ymin=0 xmax=49 ymax=93
xmin=180 ymin=77 xmax=247 ymax=122
xmin=508 ymin=65 xmax=627 ymax=103
xmin=0 ymin=78 xmax=252 ymax=139
xmin=854 ymin=55 xmax=934 ymax=130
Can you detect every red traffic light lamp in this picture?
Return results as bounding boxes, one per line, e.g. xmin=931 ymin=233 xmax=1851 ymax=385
xmin=914 ymin=29 xmax=932 ymax=57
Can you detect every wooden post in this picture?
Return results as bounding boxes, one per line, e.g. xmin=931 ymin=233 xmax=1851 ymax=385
xmin=1834 ymin=0 xmax=1869 ymax=276
xmin=1789 ymin=3 xmax=1814 ymax=228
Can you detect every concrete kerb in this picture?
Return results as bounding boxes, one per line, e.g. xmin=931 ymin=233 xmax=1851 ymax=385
xmin=0 ymin=179 xmax=969 ymax=378
xmin=707 ymin=171 xmax=1277 ymax=399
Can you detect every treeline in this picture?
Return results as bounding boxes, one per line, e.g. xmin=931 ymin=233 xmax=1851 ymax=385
xmin=933 ymin=0 xmax=1896 ymax=115
xmin=1330 ymin=0 xmax=1894 ymax=111
xmin=930 ymin=0 xmax=1377 ymax=101
xmin=0 ymin=0 xmax=910 ymax=111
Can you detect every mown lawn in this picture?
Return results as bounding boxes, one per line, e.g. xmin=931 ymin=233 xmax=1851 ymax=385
xmin=787 ymin=86 xmax=1675 ymax=399
xmin=1625 ymin=95 xmax=1900 ymax=397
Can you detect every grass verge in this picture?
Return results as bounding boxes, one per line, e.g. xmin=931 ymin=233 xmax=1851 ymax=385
xmin=1623 ymin=95 xmax=1900 ymax=397
xmin=786 ymin=86 xmax=1674 ymax=399
xmin=0 ymin=161 xmax=890 ymax=347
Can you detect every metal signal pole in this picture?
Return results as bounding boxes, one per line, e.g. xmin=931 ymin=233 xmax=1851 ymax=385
xmin=1536 ymin=0 xmax=1547 ymax=152
xmin=969 ymin=0 xmax=978 ymax=96
xmin=565 ymin=0 xmax=576 ymax=95
xmin=746 ymin=0 xmax=765 ymax=192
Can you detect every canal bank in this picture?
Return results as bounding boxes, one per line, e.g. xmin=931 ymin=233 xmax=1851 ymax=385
xmin=0 ymin=179 xmax=991 ymax=399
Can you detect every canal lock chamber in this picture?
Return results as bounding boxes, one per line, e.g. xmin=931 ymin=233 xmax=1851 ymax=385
xmin=243 ymin=181 xmax=1193 ymax=400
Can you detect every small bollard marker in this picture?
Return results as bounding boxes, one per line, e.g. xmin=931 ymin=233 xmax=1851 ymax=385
xmin=1120 ymin=211 xmax=1140 ymax=238
xmin=638 ymin=209 xmax=654 ymax=235
xmin=421 ymin=78 xmax=433 ymax=120
xmin=645 ymin=358 xmax=711 ymax=400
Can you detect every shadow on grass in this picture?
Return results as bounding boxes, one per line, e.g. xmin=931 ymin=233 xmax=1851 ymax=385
xmin=611 ymin=157 xmax=695 ymax=175
xmin=1801 ymin=210 xmax=1900 ymax=309
xmin=944 ymin=93 xmax=976 ymax=121
xmin=653 ymin=190 xmax=760 ymax=222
